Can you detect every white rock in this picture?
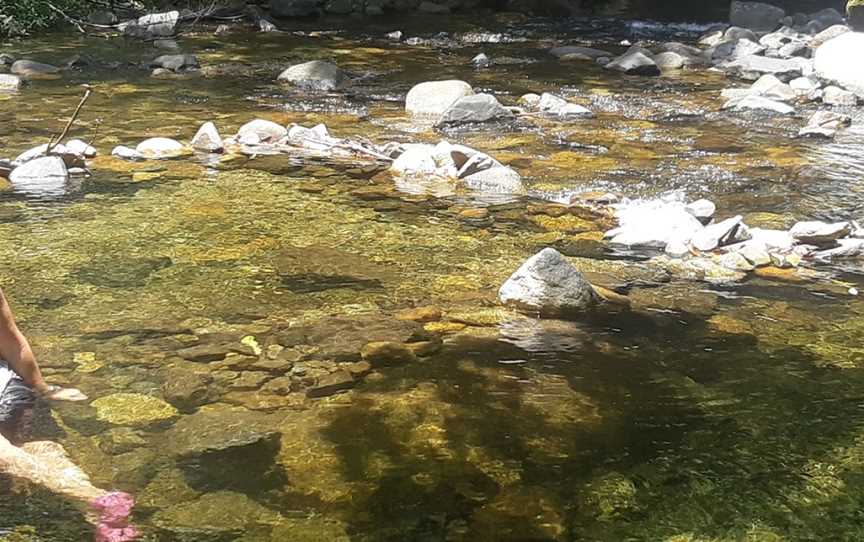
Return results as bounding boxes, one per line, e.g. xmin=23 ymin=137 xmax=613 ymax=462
xmin=65 ymin=139 xmax=97 ymax=158
xmin=236 ymin=119 xmax=287 ymax=145
xmin=9 ymin=156 xmax=69 ymax=195
xmin=749 ymin=228 xmax=795 ymax=251
xmin=691 ymin=216 xmax=749 ymax=252
xmin=499 ymin=247 xmax=599 ymax=317
xmin=823 ymin=85 xmax=858 ymax=106
xmin=112 ymin=145 xmax=144 ymax=160
xmin=136 ymin=137 xmax=186 ymax=159
xmin=405 ymin=80 xmax=474 ymax=118
xmin=814 ymin=32 xmax=864 ymax=98
xmin=537 ymin=93 xmax=593 ymax=118
xmin=191 ymin=122 xmax=223 ymax=153
xmin=391 ymin=145 xmax=437 ymax=174
xmin=722 ymin=95 xmax=795 ymax=114
xmin=685 ymin=199 xmax=716 ymax=221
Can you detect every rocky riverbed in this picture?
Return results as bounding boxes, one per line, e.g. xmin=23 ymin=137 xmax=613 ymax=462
xmin=3 ymin=7 xmax=864 ymax=542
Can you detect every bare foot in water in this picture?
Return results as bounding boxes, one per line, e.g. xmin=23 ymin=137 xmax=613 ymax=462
xmin=90 ymin=492 xmax=140 ymax=542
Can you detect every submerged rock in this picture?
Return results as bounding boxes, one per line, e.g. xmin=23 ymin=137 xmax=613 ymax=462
xmin=191 ymin=121 xmax=223 ymax=153
xmin=499 ymin=247 xmax=600 ymax=318
xmin=437 ymin=93 xmax=513 ymax=125
xmin=152 ymin=491 xmax=281 ymax=537
xmin=306 ymin=370 xmax=356 ymax=397
xmin=405 ymin=80 xmax=473 ymax=118
xmin=91 ymin=393 xmax=179 ymax=426
xmin=277 ymin=60 xmax=346 ymax=91
xmin=549 ymin=45 xmax=611 ymax=61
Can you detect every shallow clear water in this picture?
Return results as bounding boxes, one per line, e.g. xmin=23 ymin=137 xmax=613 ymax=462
xmin=2 ymin=14 xmax=864 ymax=542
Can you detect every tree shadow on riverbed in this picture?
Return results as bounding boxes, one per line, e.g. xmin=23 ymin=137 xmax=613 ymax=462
xmin=314 ymin=307 xmax=864 ymax=541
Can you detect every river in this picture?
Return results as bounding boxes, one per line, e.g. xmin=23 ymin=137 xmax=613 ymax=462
xmin=2 ymin=13 xmax=864 ymax=541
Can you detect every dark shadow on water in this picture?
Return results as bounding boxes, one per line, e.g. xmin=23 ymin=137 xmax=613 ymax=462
xmin=311 ymin=306 xmax=864 ymax=541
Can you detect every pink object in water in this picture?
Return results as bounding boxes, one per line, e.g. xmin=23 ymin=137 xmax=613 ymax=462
xmin=91 ymin=491 xmax=139 ymax=542
xmin=95 ymin=524 xmax=141 ymax=542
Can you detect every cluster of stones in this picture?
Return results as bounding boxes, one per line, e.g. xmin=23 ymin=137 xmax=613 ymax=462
xmin=605 ymin=194 xmax=864 ymax=272
xmin=546 ymin=1 xmax=863 ymax=139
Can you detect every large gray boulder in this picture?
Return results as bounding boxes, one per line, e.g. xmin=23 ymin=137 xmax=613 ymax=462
xmin=815 ymin=32 xmax=864 ymax=97
xmin=730 ymin=1 xmax=785 ymax=32
xmin=405 ymin=80 xmax=473 ymax=118
xmin=277 ymin=60 xmax=346 ymax=91
xmin=437 ymin=93 xmax=513 ymax=125
xmin=499 ymin=248 xmax=599 ymax=318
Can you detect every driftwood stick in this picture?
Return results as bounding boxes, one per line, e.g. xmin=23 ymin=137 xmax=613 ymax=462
xmin=47 ymin=85 xmax=92 ymax=153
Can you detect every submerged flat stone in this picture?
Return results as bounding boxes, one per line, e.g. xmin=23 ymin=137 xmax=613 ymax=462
xmin=91 ymin=393 xmax=179 ymax=426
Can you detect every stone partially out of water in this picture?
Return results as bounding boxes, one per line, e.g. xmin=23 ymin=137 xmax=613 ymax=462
xmin=90 ymin=393 xmax=179 ymax=426
xmin=722 ymin=95 xmax=795 ymax=114
xmin=499 ymin=247 xmax=599 ymax=318
xmin=112 ymin=145 xmax=144 ymax=161
xmin=691 ymin=215 xmax=750 ymax=252
xmin=789 ymin=220 xmax=851 ymax=245
xmin=814 ymin=32 xmax=864 ymax=97
xmin=823 ymin=85 xmax=858 ymax=106
xmin=191 ymin=121 xmax=223 ymax=153
xmin=65 ymin=139 xmax=97 ymax=158
xmin=136 ymin=137 xmax=186 ymax=159
xmin=236 ymin=119 xmax=287 ymax=145
xmin=405 ymin=80 xmax=474 ymax=118
xmin=798 ymin=110 xmax=852 ymax=138
xmin=10 ymin=60 xmax=61 ymax=79
xmin=277 ymin=60 xmax=347 ymax=91
xmin=9 ymin=156 xmax=69 ymax=194
xmin=605 ymin=50 xmax=660 ymax=76
xmin=437 ymin=93 xmax=513 ymax=125
xmin=151 ymin=54 xmax=198 ymax=72
xmin=537 ymin=93 xmax=594 ymax=118
xmin=124 ymin=11 xmax=179 ymax=38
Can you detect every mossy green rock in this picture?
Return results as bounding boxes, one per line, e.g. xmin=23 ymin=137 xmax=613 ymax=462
xmin=91 ymin=393 xmax=179 ymax=426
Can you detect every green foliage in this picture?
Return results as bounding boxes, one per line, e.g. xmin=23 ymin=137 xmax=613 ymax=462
xmin=0 ymin=0 xmax=91 ymax=36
